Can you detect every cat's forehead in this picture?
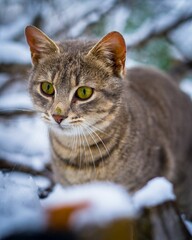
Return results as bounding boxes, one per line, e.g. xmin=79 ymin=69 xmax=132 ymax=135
xmin=45 ymin=40 xmax=95 ymax=73
xmin=59 ymin=39 xmax=96 ymax=54
xmin=35 ymin=56 xmax=92 ymax=92
xmin=32 ymin=39 xmax=111 ymax=90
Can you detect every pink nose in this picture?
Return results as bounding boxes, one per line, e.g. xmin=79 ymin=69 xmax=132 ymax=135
xmin=52 ymin=115 xmax=65 ymax=124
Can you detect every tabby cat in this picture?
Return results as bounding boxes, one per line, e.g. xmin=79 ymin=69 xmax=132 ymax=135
xmin=25 ymin=25 xmax=192 ymax=218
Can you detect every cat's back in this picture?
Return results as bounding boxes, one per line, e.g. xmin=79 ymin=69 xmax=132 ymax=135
xmin=126 ymin=65 xmax=185 ymax=100
xmin=125 ymin=66 xmax=192 ymax=160
xmin=126 ymin=65 xmax=192 ymax=115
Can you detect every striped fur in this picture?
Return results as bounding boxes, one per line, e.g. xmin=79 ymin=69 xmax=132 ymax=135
xmin=26 ymin=27 xmax=192 ymax=218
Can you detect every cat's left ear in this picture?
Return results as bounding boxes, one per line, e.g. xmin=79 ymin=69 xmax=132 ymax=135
xmin=87 ymin=31 xmax=126 ymax=77
xmin=25 ymin=25 xmax=60 ymax=65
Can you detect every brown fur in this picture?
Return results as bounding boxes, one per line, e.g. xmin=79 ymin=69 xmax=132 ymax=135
xmin=25 ymin=26 xmax=192 ymax=218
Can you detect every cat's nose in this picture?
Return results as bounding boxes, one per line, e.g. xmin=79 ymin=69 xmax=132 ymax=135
xmin=52 ymin=114 xmax=67 ymax=124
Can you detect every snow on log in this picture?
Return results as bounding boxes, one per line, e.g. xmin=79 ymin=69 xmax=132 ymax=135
xmin=0 ymin=174 xmax=191 ymax=239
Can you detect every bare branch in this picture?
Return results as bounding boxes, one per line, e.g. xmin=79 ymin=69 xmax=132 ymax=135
xmin=0 ymin=158 xmax=52 ymax=178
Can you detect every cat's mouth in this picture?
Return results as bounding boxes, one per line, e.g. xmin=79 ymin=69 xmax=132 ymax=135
xmin=52 ymin=119 xmax=84 ymax=131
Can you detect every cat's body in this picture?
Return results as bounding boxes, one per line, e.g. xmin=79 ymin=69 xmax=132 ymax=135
xmin=25 ymin=26 xmax=192 ymax=218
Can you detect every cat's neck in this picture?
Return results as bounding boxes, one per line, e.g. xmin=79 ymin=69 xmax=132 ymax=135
xmin=49 ymin=106 xmax=125 ymax=168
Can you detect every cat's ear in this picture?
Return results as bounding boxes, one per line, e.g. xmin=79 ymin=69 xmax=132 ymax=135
xmin=87 ymin=31 xmax=126 ymax=77
xmin=25 ymin=25 xmax=60 ymax=65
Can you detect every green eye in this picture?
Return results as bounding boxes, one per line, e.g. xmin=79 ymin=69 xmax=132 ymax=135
xmin=41 ymin=82 xmax=55 ymax=96
xmin=76 ymin=86 xmax=93 ymax=100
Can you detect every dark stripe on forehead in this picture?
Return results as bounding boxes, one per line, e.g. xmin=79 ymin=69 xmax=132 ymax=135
xmin=75 ymin=66 xmax=81 ymax=86
xmin=51 ymin=70 xmax=58 ymax=83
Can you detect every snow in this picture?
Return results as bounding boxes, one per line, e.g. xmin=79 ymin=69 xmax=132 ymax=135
xmin=34 ymin=176 xmax=52 ymax=190
xmin=180 ymin=78 xmax=192 ymax=98
xmin=0 ymin=171 xmax=190 ymax=237
xmin=42 ymin=182 xmax=135 ymax=228
xmin=0 ymin=116 xmax=49 ymax=170
xmin=132 ymin=177 xmax=175 ymax=209
xmin=42 ymin=177 xmax=175 ymax=228
xmin=125 ymin=1 xmax=192 ymax=52
xmin=0 ymin=41 xmax=31 ymax=64
xmin=105 ymin=5 xmax=130 ymax=34
xmin=0 ymin=74 xmax=10 ymax=88
xmin=169 ymin=21 xmax=192 ymax=60
xmin=0 ymin=78 xmax=49 ymax=170
xmin=184 ymin=219 xmax=192 ymax=235
xmin=43 ymin=0 xmax=116 ymax=38
xmin=0 ymin=0 xmax=192 ymax=237
xmin=0 ymin=92 xmax=32 ymax=111
xmin=0 ymin=15 xmax=31 ymax=41
xmin=0 ymin=172 xmax=45 ymax=239
xmin=66 ymin=0 xmax=116 ymax=38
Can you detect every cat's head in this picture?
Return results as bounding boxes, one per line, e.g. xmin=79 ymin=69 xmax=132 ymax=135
xmin=25 ymin=26 xmax=126 ymax=136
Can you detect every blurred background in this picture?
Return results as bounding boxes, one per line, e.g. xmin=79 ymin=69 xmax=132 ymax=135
xmin=0 ymin=0 xmax=192 ymax=177
xmin=1 ymin=2 xmax=192 ymax=238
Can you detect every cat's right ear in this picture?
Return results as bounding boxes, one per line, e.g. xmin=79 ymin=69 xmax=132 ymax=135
xmin=87 ymin=31 xmax=126 ymax=77
xmin=25 ymin=25 xmax=60 ymax=65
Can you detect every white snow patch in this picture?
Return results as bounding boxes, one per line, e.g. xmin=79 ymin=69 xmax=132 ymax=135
xmin=170 ymin=20 xmax=192 ymax=60
xmin=0 ymin=92 xmax=33 ymax=111
xmin=0 ymin=73 xmax=10 ymax=88
xmin=34 ymin=176 xmax=51 ymax=190
xmin=0 ymin=41 xmax=31 ymax=64
xmin=132 ymin=177 xmax=175 ymax=209
xmin=105 ymin=5 xmax=130 ymax=33
xmin=0 ymin=174 xmax=176 ymax=236
xmin=0 ymin=172 xmax=45 ymax=238
xmin=42 ymin=182 xmax=135 ymax=228
xmin=180 ymin=78 xmax=192 ymax=98
xmin=184 ymin=219 xmax=192 ymax=235
xmin=0 ymin=116 xmax=49 ymax=170
xmin=0 ymin=15 xmax=31 ymax=41
xmin=42 ymin=177 xmax=175 ymax=228
xmin=67 ymin=0 xmax=116 ymax=38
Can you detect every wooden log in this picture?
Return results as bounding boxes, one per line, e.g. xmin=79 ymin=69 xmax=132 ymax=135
xmin=1 ymin=199 xmax=191 ymax=240
xmin=136 ymin=201 xmax=191 ymax=240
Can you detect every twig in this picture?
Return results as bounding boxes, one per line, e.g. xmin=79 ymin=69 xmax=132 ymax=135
xmin=0 ymin=158 xmax=52 ymax=178
xmin=0 ymin=109 xmax=35 ymax=117
xmin=0 ymin=158 xmax=55 ymax=198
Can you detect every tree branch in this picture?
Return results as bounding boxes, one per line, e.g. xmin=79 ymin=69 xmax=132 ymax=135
xmin=125 ymin=4 xmax=192 ymax=49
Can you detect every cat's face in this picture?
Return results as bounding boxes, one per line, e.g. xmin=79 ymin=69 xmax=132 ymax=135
xmin=26 ymin=26 xmax=126 ymax=136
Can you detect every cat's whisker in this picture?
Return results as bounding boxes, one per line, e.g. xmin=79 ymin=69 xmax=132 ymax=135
xmin=81 ymin=123 xmax=104 ymax=169
xmin=85 ymin=119 xmax=108 ymax=136
xmin=77 ymin=126 xmax=82 ymax=170
xmin=79 ymin=125 xmax=88 ymax=170
xmin=41 ymin=116 xmax=51 ymax=124
xmin=41 ymin=115 xmax=50 ymax=120
xmin=79 ymin=125 xmax=87 ymax=170
xmin=83 ymin=121 xmax=110 ymax=159
xmin=80 ymin=123 xmax=95 ymax=173
xmin=68 ymin=127 xmax=76 ymax=162
xmin=85 ymin=117 xmax=126 ymax=144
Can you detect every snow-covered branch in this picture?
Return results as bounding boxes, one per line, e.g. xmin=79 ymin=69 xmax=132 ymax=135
xmin=53 ymin=0 xmax=118 ymax=38
xmin=125 ymin=3 xmax=192 ymax=49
